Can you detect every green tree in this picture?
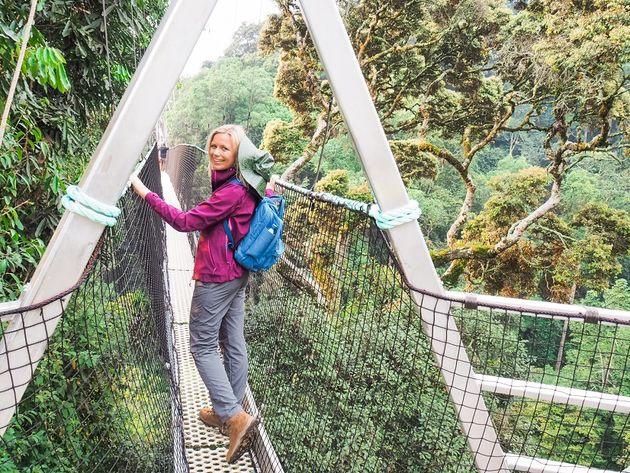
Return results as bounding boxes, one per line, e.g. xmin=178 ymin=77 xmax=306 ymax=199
xmin=166 ymin=55 xmax=291 ymax=147
xmin=261 ymin=0 xmax=630 ymax=283
xmin=0 ymin=0 xmax=167 ymax=300
xmin=224 ymin=22 xmax=263 ymax=58
xmin=582 ymin=279 xmax=630 ymax=311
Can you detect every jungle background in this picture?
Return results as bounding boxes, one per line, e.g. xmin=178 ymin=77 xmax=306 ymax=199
xmin=1 ymin=0 xmax=630 ymax=471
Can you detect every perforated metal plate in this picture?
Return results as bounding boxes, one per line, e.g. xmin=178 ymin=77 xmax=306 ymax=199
xmin=169 ymin=272 xmax=193 ymax=324
xmin=163 ymin=174 xmax=254 ymax=472
xmin=174 ymin=325 xmax=217 ymax=446
xmin=186 ymin=447 xmax=254 ymax=473
xmin=174 ymin=325 xmax=253 ymax=471
xmin=163 ymin=175 xmax=195 ymax=324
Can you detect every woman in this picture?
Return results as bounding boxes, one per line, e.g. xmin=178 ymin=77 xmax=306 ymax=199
xmin=130 ymin=124 xmax=275 ymax=464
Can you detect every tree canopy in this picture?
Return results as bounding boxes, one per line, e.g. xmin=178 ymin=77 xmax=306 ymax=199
xmin=0 ymin=0 xmax=167 ymax=299
xmin=259 ymin=0 xmax=630 ymax=301
xmin=2 ymin=2 xmax=630 ymax=470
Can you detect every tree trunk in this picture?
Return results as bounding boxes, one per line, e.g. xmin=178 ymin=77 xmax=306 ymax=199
xmin=494 ymin=177 xmax=563 ymax=254
xmin=281 ymin=114 xmax=328 ymax=183
xmin=555 ymin=282 xmax=577 ymax=373
xmin=446 ymin=178 xmax=476 ymax=247
xmin=508 ymin=133 xmax=517 ymax=157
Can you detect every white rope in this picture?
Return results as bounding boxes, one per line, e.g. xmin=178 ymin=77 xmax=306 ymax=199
xmin=368 ymin=200 xmax=422 ymax=229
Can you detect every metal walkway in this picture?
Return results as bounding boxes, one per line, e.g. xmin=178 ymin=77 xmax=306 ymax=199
xmin=162 ymin=172 xmax=254 ymax=473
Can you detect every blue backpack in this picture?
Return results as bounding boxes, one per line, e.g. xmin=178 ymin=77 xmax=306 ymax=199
xmin=223 ymin=179 xmax=285 ymax=272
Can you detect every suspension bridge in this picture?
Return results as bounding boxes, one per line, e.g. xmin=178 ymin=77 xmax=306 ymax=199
xmin=2 ymin=0 xmax=630 ymax=472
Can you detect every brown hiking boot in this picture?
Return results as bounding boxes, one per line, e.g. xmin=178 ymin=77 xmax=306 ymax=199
xmin=199 ymin=407 xmax=227 ymax=436
xmin=225 ymin=411 xmax=259 ymax=464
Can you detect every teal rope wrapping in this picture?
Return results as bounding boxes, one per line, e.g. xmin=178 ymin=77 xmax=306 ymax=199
xmin=61 ymin=185 xmax=121 ymax=227
xmin=368 ymin=200 xmax=421 ymax=229
xmin=66 ymin=185 xmax=121 ymax=218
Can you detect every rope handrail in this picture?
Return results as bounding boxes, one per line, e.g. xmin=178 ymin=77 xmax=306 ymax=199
xmin=276 ymin=178 xmax=372 ymax=214
xmin=0 ymin=237 xmax=105 ymax=318
xmin=275 ymin=179 xmax=630 ymax=326
xmin=0 ymin=301 xmax=20 ymax=314
xmin=167 ymin=143 xmax=206 ymax=154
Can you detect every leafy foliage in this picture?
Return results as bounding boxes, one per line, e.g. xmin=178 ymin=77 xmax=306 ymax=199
xmin=260 ymin=0 xmax=629 ymax=296
xmin=0 ymin=0 xmax=167 ymax=301
xmin=1 ymin=2 xmax=170 ymax=468
xmin=0 ymin=287 xmax=171 ymax=472
xmin=224 ymin=22 xmax=263 ymax=58
xmin=3 ymin=0 xmax=630 ymax=470
xmin=166 ymin=32 xmax=291 ymax=148
xmin=261 ymin=119 xmax=308 ymax=164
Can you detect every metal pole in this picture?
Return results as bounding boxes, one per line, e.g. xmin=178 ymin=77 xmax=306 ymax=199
xmin=0 ymin=0 xmax=220 ymax=435
xmin=297 ymin=1 xmax=508 ymax=470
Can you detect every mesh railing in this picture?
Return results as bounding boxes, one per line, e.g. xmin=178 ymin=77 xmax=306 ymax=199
xmin=456 ymin=304 xmax=630 ymax=471
xmin=166 ymin=143 xmax=630 ymax=472
xmin=9 ymin=140 xmax=627 ymax=472
xmin=163 ymin=144 xmax=207 ymax=256
xmin=242 ymin=183 xmax=630 ymax=472
xmin=0 ymin=147 xmax=187 ymax=472
xmin=244 ymin=184 xmax=477 ymax=472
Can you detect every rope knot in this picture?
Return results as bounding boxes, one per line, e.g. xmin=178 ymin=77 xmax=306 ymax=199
xmin=61 ymin=185 xmax=121 ymax=227
xmin=368 ymin=200 xmax=421 ymax=229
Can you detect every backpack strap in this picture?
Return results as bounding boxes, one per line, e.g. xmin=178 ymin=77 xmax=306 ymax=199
xmin=223 ymin=177 xmax=242 ymax=249
xmin=223 ymin=220 xmax=235 ymax=249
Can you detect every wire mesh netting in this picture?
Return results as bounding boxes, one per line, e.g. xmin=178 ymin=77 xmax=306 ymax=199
xmin=4 ymin=141 xmax=630 ymax=472
xmin=163 ymin=144 xmax=208 ymax=256
xmin=0 ymin=147 xmax=187 ymax=472
xmin=241 ymin=182 xmax=630 ymax=472
xmin=242 ymin=185 xmax=477 ymax=472
xmin=456 ymin=305 xmax=630 ymax=471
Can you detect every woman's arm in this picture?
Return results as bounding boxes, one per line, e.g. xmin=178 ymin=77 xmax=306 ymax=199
xmin=131 ymin=176 xmax=240 ymax=232
xmin=264 ymin=174 xmax=278 ymax=197
xmin=130 ymin=175 xmax=150 ymax=199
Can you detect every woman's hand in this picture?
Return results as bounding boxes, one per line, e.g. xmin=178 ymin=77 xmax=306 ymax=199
xmin=266 ymin=174 xmax=279 ymax=192
xmin=130 ymin=174 xmax=150 ymax=199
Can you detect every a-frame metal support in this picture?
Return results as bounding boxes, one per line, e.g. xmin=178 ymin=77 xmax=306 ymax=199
xmin=0 ymin=0 xmax=221 ymax=435
xmin=297 ymin=1 xmax=508 ymax=471
xmin=2 ymin=0 xmax=507 ymax=471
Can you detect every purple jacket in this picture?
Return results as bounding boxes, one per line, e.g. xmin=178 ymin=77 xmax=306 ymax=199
xmin=146 ymin=168 xmax=266 ymax=283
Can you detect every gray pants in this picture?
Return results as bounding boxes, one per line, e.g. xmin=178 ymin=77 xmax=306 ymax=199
xmin=189 ymin=274 xmax=249 ymax=422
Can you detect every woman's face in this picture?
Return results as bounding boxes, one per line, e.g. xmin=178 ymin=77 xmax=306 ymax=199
xmin=208 ymin=133 xmax=237 ymax=171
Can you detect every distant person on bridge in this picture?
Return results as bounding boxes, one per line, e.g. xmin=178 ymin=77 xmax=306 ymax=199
xmin=158 ymin=145 xmax=168 ymax=171
xmin=131 ymin=124 xmax=276 ymax=464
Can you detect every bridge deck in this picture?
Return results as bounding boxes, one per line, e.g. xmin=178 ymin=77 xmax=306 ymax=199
xmin=162 ymin=172 xmax=254 ymax=473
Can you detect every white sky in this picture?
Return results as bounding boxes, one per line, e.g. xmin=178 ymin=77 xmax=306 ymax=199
xmin=181 ymin=0 xmax=279 ymax=77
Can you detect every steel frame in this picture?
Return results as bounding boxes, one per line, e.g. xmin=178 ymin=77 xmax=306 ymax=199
xmin=446 ymin=290 xmax=630 ymax=325
xmin=297 ymin=1 xmax=508 ymax=471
